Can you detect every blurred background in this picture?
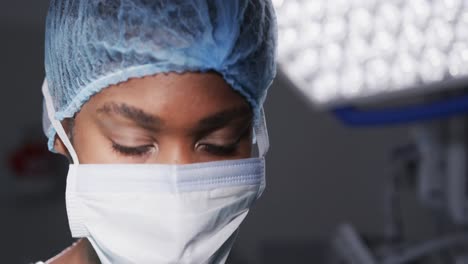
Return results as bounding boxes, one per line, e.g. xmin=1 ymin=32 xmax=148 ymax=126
xmin=2 ymin=1 xmax=468 ymax=263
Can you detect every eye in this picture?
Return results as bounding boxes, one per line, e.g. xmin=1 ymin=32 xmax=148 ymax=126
xmin=198 ymin=142 xmax=239 ymax=156
xmin=197 ymin=124 xmax=252 ymax=157
xmin=112 ymin=142 xmax=155 ymax=157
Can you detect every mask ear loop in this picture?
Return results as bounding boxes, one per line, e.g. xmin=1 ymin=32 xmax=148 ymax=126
xmin=42 ymin=79 xmax=80 ymax=164
xmin=254 ymin=107 xmax=269 ymax=158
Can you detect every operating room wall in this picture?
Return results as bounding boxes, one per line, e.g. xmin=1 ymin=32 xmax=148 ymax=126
xmin=0 ymin=19 xmax=74 ymax=263
xmin=0 ymin=6 xmax=431 ymax=264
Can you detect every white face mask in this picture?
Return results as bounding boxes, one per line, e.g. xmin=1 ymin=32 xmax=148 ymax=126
xmin=42 ymin=79 xmax=269 ymax=264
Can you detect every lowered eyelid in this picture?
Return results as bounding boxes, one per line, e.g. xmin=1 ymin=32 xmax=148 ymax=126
xmin=97 ymin=123 xmax=156 ymax=147
xmin=95 ymin=112 xmax=158 ymax=138
xmin=197 ymin=123 xmax=251 ymax=145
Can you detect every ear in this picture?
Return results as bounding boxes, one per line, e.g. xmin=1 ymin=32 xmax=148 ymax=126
xmin=53 ymin=119 xmax=74 ymax=162
xmin=54 ymin=134 xmax=68 ymax=157
xmin=54 ymin=134 xmax=74 ymax=164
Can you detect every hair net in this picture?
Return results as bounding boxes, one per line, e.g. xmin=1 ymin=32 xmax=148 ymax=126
xmin=43 ymin=0 xmax=277 ymax=151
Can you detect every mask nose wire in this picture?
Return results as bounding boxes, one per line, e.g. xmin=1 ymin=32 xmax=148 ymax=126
xmin=42 ymin=79 xmax=80 ymax=164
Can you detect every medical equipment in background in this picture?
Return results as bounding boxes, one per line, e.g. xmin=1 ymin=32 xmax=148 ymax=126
xmin=6 ymin=125 xmax=67 ymax=198
xmin=274 ymin=0 xmax=468 ymax=263
xmin=328 ymin=120 xmax=468 ymax=264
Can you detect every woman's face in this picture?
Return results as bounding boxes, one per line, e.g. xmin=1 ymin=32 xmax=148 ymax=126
xmin=55 ymin=72 xmax=253 ymax=164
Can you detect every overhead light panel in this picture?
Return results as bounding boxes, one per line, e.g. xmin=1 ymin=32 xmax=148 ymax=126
xmin=274 ymin=0 xmax=468 ymax=107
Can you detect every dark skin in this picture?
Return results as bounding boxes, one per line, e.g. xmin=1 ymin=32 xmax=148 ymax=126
xmin=50 ymin=72 xmax=253 ymax=263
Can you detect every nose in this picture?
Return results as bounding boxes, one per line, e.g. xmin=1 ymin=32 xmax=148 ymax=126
xmin=155 ymin=140 xmax=194 ymax=165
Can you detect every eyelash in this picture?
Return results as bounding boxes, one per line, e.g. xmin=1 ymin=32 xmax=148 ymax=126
xmin=199 ymin=128 xmax=250 ymax=156
xmin=111 ymin=126 xmax=249 ymax=158
xmin=199 ymin=143 xmax=239 ymax=156
xmin=112 ymin=142 xmax=154 ymax=157
xmin=112 ymin=142 xmax=238 ymax=157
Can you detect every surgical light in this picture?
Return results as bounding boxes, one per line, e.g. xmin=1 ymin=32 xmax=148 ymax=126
xmin=274 ymin=0 xmax=468 ymax=107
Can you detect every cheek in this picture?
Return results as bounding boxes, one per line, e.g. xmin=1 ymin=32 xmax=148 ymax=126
xmin=238 ymin=138 xmax=253 ymax=158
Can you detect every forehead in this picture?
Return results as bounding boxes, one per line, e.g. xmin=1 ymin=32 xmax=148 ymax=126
xmin=79 ymin=72 xmax=251 ymax=124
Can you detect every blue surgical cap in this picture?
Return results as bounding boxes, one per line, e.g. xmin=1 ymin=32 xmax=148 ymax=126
xmin=43 ymin=0 xmax=277 ymax=150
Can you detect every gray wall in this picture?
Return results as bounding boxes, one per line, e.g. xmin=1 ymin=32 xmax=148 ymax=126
xmin=0 ymin=3 xmax=421 ymax=263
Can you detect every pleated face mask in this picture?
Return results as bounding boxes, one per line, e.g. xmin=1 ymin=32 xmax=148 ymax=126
xmin=42 ymin=79 xmax=269 ymax=264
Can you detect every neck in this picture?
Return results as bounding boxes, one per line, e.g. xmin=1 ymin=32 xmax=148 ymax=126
xmin=48 ymin=238 xmax=101 ymax=264
xmin=84 ymin=239 xmax=101 ymax=264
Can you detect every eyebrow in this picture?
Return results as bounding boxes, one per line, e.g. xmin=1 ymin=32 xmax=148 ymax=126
xmin=97 ymin=102 xmax=163 ymax=131
xmin=96 ymin=102 xmax=252 ymax=133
